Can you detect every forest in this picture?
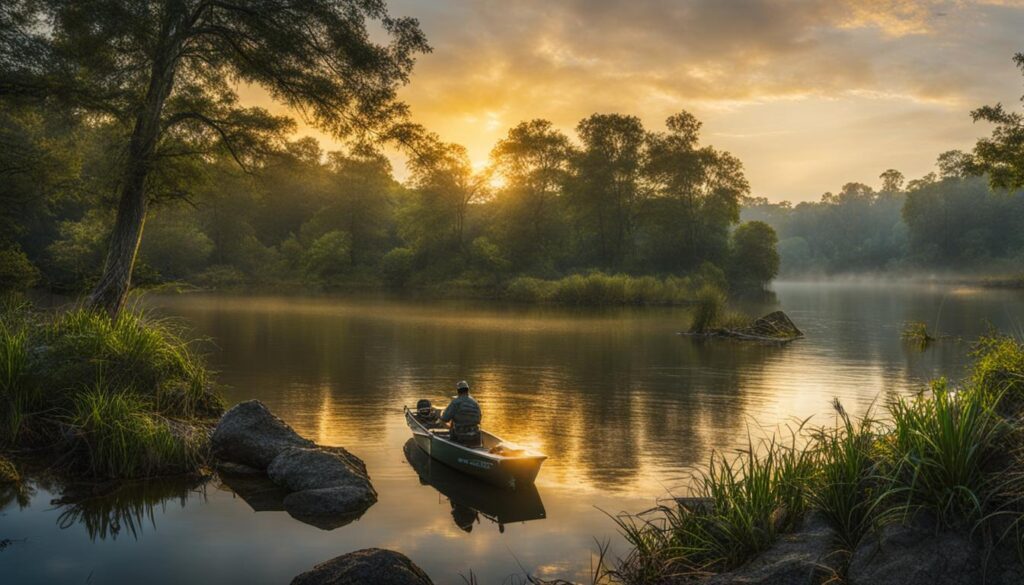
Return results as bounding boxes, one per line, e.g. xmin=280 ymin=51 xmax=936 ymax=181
xmin=0 ymin=105 xmax=777 ymax=300
xmin=745 ymin=161 xmax=1024 ymax=276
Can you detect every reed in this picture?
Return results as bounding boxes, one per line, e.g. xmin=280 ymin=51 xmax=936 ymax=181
xmin=901 ymin=321 xmax=936 ymax=348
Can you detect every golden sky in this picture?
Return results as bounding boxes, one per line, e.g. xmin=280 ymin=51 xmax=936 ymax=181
xmin=241 ymin=0 xmax=1024 ymax=202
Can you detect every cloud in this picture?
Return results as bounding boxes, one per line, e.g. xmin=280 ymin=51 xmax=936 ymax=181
xmin=247 ymin=0 xmax=1024 ymax=201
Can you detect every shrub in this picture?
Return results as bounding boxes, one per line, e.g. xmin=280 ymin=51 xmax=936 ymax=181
xmin=0 ymin=246 xmax=39 ymax=292
xmin=380 ymin=247 xmax=415 ymax=288
xmin=505 ymin=276 xmax=554 ymax=302
xmin=302 ymin=230 xmax=352 ymax=282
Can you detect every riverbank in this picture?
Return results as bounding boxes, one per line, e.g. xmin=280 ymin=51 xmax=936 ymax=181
xmin=600 ymin=334 xmax=1024 ymax=584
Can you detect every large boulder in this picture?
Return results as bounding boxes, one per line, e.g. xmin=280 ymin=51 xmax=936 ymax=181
xmin=211 ymin=400 xmax=314 ymax=469
xmin=268 ymin=447 xmax=374 ymax=493
xmin=704 ymin=514 xmax=838 ymax=585
xmin=291 ymin=548 xmax=433 ymax=585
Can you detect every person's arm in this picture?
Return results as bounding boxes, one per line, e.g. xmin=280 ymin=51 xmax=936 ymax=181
xmin=440 ymin=399 xmax=455 ymax=423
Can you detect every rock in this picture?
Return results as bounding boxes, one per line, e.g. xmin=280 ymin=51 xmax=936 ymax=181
xmin=735 ymin=311 xmax=803 ymax=340
xmin=211 ymin=400 xmax=314 ymax=470
xmin=214 ymin=460 xmax=264 ymax=476
xmin=282 ymin=487 xmax=375 ymax=530
xmin=268 ymin=447 xmax=374 ymax=494
xmin=705 ymin=513 xmax=838 ymax=585
xmin=291 ymin=548 xmax=433 ymax=585
xmin=847 ymin=523 xmax=983 ymax=585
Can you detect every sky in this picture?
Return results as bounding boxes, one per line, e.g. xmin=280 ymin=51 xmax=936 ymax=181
xmin=242 ymin=0 xmax=1024 ymax=203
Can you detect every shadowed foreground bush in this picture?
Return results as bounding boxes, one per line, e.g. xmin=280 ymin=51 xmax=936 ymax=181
xmin=0 ymin=297 xmax=221 ymax=479
xmin=605 ymin=335 xmax=1024 ymax=584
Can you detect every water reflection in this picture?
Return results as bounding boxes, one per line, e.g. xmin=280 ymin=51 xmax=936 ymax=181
xmin=403 ymin=439 xmax=546 ymax=533
xmin=50 ymin=475 xmax=208 ymax=541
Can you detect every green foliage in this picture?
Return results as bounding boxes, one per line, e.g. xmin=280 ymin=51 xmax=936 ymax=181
xmin=302 ymin=230 xmax=352 ymax=283
xmin=970 ymin=335 xmax=1024 ymax=404
xmin=808 ymin=400 xmax=901 ymax=554
xmin=901 ymin=321 xmax=935 ymax=349
xmin=0 ymin=246 xmax=38 ymax=292
xmin=689 ymin=285 xmax=727 ymax=333
xmin=504 ymin=273 xmax=705 ymax=306
xmin=380 ymin=247 xmax=415 ymax=288
xmin=0 ymin=300 xmax=220 ymax=478
xmin=887 ymin=379 xmax=1006 ymax=527
xmin=69 ymin=386 xmax=204 ymax=479
xmin=729 ymin=221 xmax=780 ymax=290
xmin=968 ymin=53 xmax=1024 ymax=190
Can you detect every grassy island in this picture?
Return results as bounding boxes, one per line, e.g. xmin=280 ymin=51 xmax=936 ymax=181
xmin=0 ymin=297 xmax=222 ymax=480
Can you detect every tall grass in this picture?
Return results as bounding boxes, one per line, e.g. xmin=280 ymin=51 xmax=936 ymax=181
xmin=610 ymin=427 xmax=815 ymax=582
xmin=504 ymin=272 xmax=705 ymax=306
xmin=887 ymin=378 xmax=1007 ymax=527
xmin=0 ymin=299 xmax=220 ymax=479
xmin=607 ymin=337 xmax=1024 ymax=582
xmin=807 ymin=400 xmax=903 ymax=556
xmin=901 ymin=321 xmax=936 ymax=349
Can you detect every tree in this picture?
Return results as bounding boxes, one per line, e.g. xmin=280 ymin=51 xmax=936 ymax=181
xmin=0 ymin=0 xmax=428 ymax=316
xmin=642 ymin=111 xmax=748 ymax=271
xmin=404 ymin=139 xmax=487 ymax=257
xmin=489 ymin=120 xmax=574 ymax=272
xmin=568 ymin=113 xmax=647 ymax=268
xmin=968 ymin=53 xmax=1024 ymax=190
xmin=729 ymin=221 xmax=779 ymax=290
xmin=879 ymin=169 xmax=905 ymax=193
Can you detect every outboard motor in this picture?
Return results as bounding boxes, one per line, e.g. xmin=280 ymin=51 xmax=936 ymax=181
xmin=416 ymin=399 xmax=433 ymax=418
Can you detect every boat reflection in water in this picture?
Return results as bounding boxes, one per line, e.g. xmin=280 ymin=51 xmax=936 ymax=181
xmin=402 ymin=439 xmax=545 ymax=533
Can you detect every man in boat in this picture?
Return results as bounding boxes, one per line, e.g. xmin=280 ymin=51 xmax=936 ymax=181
xmin=441 ymin=380 xmax=482 ymax=447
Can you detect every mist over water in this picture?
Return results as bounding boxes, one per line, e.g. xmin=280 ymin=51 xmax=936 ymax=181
xmin=3 ymin=281 xmax=1022 ymax=584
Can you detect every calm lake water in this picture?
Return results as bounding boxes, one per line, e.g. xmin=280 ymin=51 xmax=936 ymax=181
xmin=3 ymin=281 xmax=1023 ymax=584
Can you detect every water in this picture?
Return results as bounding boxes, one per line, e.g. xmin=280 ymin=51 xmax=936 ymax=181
xmin=3 ymin=281 xmax=1023 ymax=584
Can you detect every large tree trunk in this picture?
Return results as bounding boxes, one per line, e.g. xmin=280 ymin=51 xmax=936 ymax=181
xmin=87 ymin=18 xmax=184 ymax=318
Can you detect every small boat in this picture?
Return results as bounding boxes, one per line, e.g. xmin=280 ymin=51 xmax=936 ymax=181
xmin=404 ymin=405 xmax=547 ymax=490
xmin=402 ymin=439 xmax=546 ymax=530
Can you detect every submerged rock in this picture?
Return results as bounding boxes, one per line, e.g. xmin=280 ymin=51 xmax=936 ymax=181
xmin=211 ymin=400 xmax=315 ymax=470
xmin=291 ymin=548 xmax=433 ymax=585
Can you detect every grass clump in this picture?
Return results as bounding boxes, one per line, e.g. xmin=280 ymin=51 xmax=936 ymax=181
xmin=807 ymin=400 xmax=902 ymax=557
xmin=901 ymin=321 xmax=936 ymax=348
xmin=0 ymin=454 xmax=18 ymax=483
xmin=887 ymin=378 xmax=1007 ymax=527
xmin=688 ymin=284 xmax=749 ymax=334
xmin=610 ymin=428 xmax=814 ymax=581
xmin=0 ymin=297 xmax=221 ymax=479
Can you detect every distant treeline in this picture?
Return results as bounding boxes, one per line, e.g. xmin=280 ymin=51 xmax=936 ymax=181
xmin=0 ymin=107 xmax=779 ymax=297
xmin=743 ymin=162 xmax=1024 ymax=276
